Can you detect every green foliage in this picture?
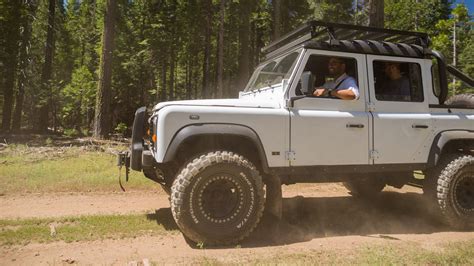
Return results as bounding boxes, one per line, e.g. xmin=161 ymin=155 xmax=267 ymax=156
xmin=459 ymin=36 xmax=474 ymax=78
xmin=430 ymin=4 xmax=472 ymax=94
xmin=385 ymin=0 xmax=452 ymax=33
xmin=114 ymin=122 xmax=127 ymax=135
xmin=307 ymin=0 xmax=354 ymax=24
xmin=2 ymin=1 xmax=473 ymax=134
xmin=61 ymin=66 xmax=96 ymax=131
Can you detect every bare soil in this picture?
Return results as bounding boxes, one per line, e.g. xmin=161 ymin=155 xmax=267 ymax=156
xmin=2 ymin=183 xmax=474 ymax=265
xmin=0 ymin=191 xmax=167 ymax=219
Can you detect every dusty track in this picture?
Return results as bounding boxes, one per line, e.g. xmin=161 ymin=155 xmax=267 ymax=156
xmin=2 ymin=183 xmax=474 ymax=265
xmin=0 ymin=191 xmax=167 ymax=219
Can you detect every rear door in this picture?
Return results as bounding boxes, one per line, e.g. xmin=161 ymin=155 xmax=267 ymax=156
xmin=367 ymin=55 xmax=433 ymax=164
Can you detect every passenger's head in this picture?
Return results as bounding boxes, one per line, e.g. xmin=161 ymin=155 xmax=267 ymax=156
xmin=384 ymin=62 xmax=402 ymax=80
xmin=328 ymin=57 xmax=346 ymax=77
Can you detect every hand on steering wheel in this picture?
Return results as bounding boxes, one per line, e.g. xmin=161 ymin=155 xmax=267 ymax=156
xmin=313 ymin=87 xmax=327 ymax=97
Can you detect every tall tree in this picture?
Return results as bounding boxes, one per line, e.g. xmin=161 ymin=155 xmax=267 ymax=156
xmin=94 ymin=0 xmax=117 ymax=138
xmin=216 ymin=0 xmax=225 ymax=98
xmin=202 ymin=0 xmax=213 ymax=98
xmin=237 ymin=0 xmax=251 ymax=92
xmin=368 ymin=0 xmax=384 ymax=27
xmin=1 ymin=1 xmax=21 ymax=132
xmin=37 ymin=0 xmax=56 ymax=132
xmin=272 ymin=0 xmax=281 ymax=40
xmin=12 ymin=1 xmax=37 ymax=132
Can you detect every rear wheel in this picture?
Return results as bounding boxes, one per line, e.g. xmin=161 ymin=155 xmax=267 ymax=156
xmin=171 ymin=151 xmax=265 ymax=245
xmin=437 ymin=154 xmax=474 ymax=228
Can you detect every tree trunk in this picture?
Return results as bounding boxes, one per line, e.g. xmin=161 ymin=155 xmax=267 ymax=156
xmin=202 ymin=0 xmax=212 ymax=98
xmin=93 ymin=0 xmax=117 ymax=139
xmin=272 ymin=0 xmax=281 ymax=40
xmin=368 ymin=0 xmax=384 ymax=27
xmin=1 ymin=2 xmax=21 ymax=132
xmin=216 ymin=0 xmax=225 ymax=99
xmin=12 ymin=1 xmax=36 ymax=132
xmin=37 ymin=0 xmax=56 ymax=133
xmin=169 ymin=48 xmax=175 ymax=100
xmin=160 ymin=56 xmax=167 ymax=102
xmin=237 ymin=0 xmax=251 ymax=93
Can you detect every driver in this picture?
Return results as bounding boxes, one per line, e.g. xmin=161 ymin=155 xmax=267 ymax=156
xmin=313 ymin=57 xmax=359 ymax=100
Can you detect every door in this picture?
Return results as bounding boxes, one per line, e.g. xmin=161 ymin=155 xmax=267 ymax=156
xmin=289 ymin=50 xmax=370 ymax=166
xmin=367 ymin=55 xmax=433 ymax=164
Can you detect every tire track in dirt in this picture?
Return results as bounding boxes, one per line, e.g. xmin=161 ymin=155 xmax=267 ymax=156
xmin=0 ymin=191 xmax=168 ymax=219
xmin=1 ymin=184 xmax=474 ymax=264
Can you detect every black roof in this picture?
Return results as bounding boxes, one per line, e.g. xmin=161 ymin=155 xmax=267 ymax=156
xmin=263 ymin=21 xmax=431 ymax=59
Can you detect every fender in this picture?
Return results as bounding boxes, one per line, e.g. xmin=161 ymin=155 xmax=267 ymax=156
xmin=427 ymin=130 xmax=474 ymax=167
xmin=163 ymin=123 xmax=269 ymax=172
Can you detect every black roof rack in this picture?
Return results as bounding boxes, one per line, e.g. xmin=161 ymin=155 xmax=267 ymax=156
xmin=262 ymin=21 xmax=430 ymax=58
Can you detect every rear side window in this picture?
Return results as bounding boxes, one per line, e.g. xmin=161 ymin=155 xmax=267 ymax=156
xmin=373 ymin=60 xmax=424 ymax=102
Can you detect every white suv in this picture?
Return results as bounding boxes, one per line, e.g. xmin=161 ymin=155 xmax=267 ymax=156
xmin=122 ymin=21 xmax=474 ymax=245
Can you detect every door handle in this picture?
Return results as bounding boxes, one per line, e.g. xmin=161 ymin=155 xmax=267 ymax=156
xmin=346 ymin=124 xmax=364 ymax=128
xmin=412 ymin=124 xmax=429 ymax=129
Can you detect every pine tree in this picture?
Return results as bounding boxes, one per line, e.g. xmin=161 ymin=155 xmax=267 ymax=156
xmin=94 ymin=0 xmax=118 ymax=138
xmin=1 ymin=1 xmax=21 ymax=132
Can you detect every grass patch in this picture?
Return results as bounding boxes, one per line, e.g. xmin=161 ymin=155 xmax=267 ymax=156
xmin=0 ymin=213 xmax=178 ymax=246
xmin=359 ymin=241 xmax=474 ymax=265
xmin=237 ymin=241 xmax=474 ymax=265
xmin=0 ymin=144 xmax=160 ymax=194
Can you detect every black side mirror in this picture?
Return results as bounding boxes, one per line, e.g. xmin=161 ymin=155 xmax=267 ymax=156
xmin=300 ymin=71 xmax=315 ymax=95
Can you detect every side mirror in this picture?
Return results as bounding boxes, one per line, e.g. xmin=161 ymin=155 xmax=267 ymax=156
xmin=300 ymin=71 xmax=315 ymax=95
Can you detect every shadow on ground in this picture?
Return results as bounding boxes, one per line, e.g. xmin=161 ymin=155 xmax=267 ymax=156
xmin=146 ymin=191 xmax=458 ymax=248
xmin=146 ymin=209 xmax=179 ymax=231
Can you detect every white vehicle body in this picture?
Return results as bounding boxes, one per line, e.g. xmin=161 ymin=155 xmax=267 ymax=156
xmin=147 ymin=47 xmax=473 ymax=174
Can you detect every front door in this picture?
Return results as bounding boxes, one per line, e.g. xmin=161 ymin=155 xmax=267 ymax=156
xmin=289 ymin=50 xmax=370 ymax=166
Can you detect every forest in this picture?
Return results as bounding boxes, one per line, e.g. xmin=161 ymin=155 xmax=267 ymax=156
xmin=0 ymin=0 xmax=472 ymax=138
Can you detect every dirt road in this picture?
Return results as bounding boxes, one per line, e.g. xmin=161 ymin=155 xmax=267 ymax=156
xmin=2 ymin=183 xmax=474 ymax=265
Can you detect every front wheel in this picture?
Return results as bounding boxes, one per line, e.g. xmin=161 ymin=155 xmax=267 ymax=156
xmin=171 ymin=151 xmax=265 ymax=245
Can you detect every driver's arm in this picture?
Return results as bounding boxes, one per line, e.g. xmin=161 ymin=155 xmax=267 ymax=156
xmin=331 ymin=89 xmax=356 ymax=100
xmin=313 ymin=88 xmax=355 ymax=99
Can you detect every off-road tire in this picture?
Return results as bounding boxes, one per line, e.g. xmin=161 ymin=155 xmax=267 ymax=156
xmin=437 ymin=154 xmax=474 ymax=228
xmin=423 ymin=153 xmax=461 ymax=204
xmin=343 ymin=178 xmax=385 ymax=197
xmin=170 ymin=151 xmax=265 ymax=245
xmin=444 ymin=94 xmax=474 ymax=108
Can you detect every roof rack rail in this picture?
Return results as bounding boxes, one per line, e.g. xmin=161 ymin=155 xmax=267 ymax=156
xmin=262 ymin=21 xmax=430 ymax=54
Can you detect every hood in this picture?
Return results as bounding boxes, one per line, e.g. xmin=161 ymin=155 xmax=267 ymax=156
xmin=152 ymin=98 xmax=280 ymax=112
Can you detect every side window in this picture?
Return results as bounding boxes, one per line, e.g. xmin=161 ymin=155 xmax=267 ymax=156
xmin=297 ymin=55 xmax=358 ymax=99
xmin=373 ymin=60 xmax=423 ymax=102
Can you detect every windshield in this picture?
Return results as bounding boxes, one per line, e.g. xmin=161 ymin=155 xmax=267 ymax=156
xmin=245 ymin=51 xmax=300 ymax=92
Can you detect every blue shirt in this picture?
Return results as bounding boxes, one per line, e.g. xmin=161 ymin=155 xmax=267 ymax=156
xmin=323 ymin=73 xmax=360 ymax=100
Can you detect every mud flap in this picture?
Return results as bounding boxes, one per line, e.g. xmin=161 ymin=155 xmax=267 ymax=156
xmin=264 ymin=175 xmax=283 ymax=220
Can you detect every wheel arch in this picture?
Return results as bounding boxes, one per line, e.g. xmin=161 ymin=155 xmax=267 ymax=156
xmin=427 ymin=130 xmax=474 ymax=167
xmin=163 ymin=123 xmax=270 ymax=174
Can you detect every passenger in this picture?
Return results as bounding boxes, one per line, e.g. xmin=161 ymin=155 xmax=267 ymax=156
xmin=378 ymin=62 xmax=411 ymax=101
xmin=313 ymin=57 xmax=359 ymax=100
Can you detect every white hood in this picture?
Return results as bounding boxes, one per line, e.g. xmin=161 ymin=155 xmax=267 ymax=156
xmin=152 ymin=98 xmax=280 ymax=111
